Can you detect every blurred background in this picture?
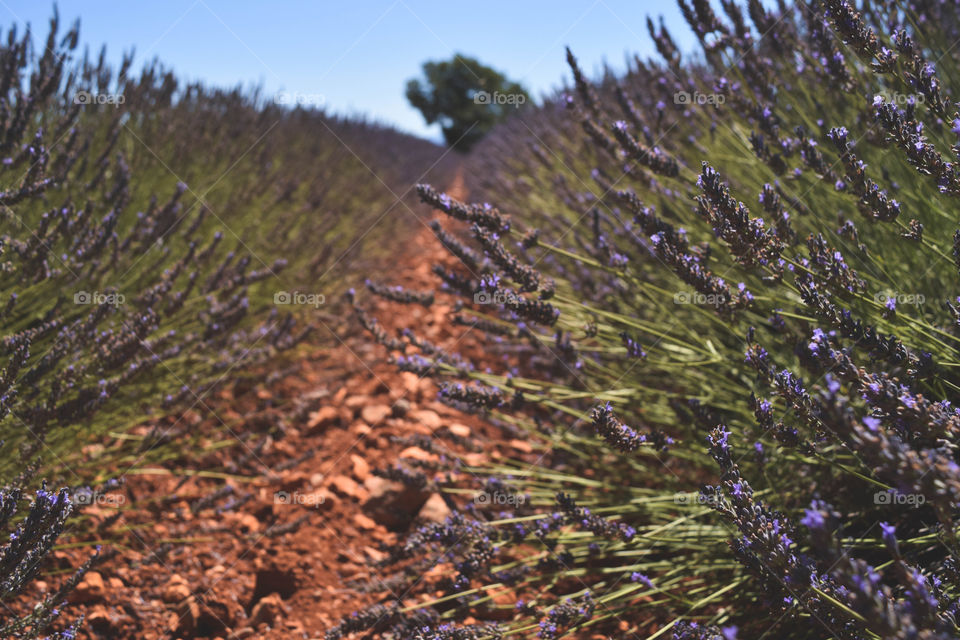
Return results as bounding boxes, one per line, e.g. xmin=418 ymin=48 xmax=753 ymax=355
xmin=2 ymin=1 xmax=697 ymax=141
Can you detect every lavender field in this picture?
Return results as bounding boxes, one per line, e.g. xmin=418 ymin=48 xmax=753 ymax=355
xmin=2 ymin=1 xmax=960 ymax=639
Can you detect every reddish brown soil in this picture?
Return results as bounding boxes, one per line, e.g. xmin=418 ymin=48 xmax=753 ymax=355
xmin=16 ymin=173 xmax=537 ymax=639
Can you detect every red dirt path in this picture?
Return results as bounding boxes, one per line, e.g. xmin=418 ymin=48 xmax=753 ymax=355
xmin=18 ymin=172 xmax=537 ymax=639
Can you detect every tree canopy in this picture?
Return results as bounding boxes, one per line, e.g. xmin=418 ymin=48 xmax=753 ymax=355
xmin=406 ymin=54 xmax=529 ymax=151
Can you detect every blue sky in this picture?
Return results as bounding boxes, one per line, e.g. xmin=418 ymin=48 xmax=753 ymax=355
xmin=0 ymin=1 xmax=700 ymax=142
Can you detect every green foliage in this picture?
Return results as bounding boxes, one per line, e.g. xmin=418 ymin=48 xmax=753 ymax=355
xmin=5 ymin=40 xmax=451 ymax=484
xmin=406 ymin=54 xmax=529 ymax=151
xmin=347 ymin=2 xmax=960 ymax=638
xmin=0 ymin=13 xmax=451 ymax=637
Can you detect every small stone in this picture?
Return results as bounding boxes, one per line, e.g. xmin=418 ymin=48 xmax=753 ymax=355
xmin=463 ymin=453 xmax=487 ymax=466
xmin=238 ymin=512 xmax=261 ymax=533
xmin=71 ymin=571 xmax=106 ymax=603
xmin=290 ymin=488 xmax=336 ymax=511
xmin=361 ymin=404 xmax=392 ymax=426
xmin=362 ymin=476 xmax=430 ymax=529
xmin=400 ymin=372 xmax=421 ymax=397
xmin=363 ymin=545 xmax=388 ymax=562
xmin=306 ymin=406 xmax=339 ymax=432
xmin=352 ymin=422 xmax=372 ymax=436
xmin=163 ymin=575 xmax=191 ymax=603
xmin=250 ymin=593 xmax=286 ymax=626
xmin=350 ymin=454 xmax=370 ymax=481
xmin=354 ymin=512 xmax=377 ymax=530
xmin=344 ymin=394 xmax=372 ymax=410
xmin=408 ymin=409 xmax=441 ymax=430
xmin=418 ymin=493 xmax=451 ymax=523
xmin=330 ymin=475 xmax=360 ymax=498
xmin=427 ymin=401 xmax=457 ymax=416
xmin=399 ymin=446 xmax=436 ymax=462
xmin=392 ymin=398 xmax=411 ymax=417
xmin=206 ymin=564 xmax=226 ymax=578
xmin=448 ymin=423 xmax=471 ymax=437
xmin=509 ymin=439 xmax=533 ymax=453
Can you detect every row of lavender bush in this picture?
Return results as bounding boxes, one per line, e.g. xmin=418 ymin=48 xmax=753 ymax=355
xmin=344 ymin=1 xmax=960 ymax=638
xmin=0 ymin=12 xmax=451 ymax=637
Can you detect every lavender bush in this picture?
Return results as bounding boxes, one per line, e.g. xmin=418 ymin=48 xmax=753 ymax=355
xmin=0 ymin=11 xmax=451 ymax=636
xmin=345 ymin=1 xmax=960 ymax=638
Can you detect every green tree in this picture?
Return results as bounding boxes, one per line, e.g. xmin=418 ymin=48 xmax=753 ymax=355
xmin=406 ymin=54 xmax=529 ymax=151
